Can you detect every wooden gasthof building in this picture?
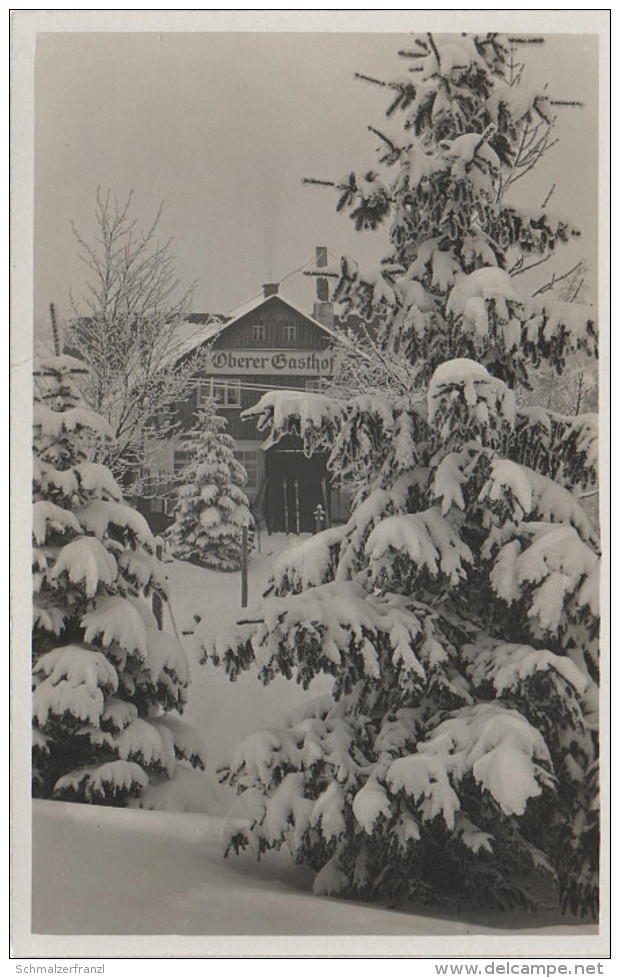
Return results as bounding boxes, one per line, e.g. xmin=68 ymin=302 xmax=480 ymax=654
xmin=140 ymin=255 xmax=351 ymax=535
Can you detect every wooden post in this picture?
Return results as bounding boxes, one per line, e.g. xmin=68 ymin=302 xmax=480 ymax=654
xmin=152 ymin=591 xmax=164 ymax=631
xmin=241 ymin=524 xmax=249 ymax=608
xmin=49 ymin=303 xmax=60 ymax=356
xmin=321 ymin=478 xmax=331 ymax=528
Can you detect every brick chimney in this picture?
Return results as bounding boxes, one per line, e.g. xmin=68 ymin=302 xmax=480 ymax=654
xmin=262 ymin=283 xmax=279 ymax=298
xmin=312 ymin=246 xmax=334 ymax=328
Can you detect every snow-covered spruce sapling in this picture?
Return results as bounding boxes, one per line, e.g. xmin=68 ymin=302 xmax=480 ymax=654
xmin=32 ymin=354 xmax=205 ymax=805
xmin=167 ymin=401 xmax=254 ymax=572
xmin=200 ymin=33 xmax=599 ymax=917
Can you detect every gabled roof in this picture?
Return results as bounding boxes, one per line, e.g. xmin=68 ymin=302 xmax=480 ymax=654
xmin=174 ymin=292 xmax=339 ymax=361
xmin=171 ymin=316 xmax=229 ymax=362
xmin=216 ymin=292 xmax=338 ymax=339
xmin=186 ymin=312 xmax=229 ymax=325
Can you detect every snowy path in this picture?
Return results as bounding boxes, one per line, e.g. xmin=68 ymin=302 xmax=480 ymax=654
xmin=32 ymin=801 xmax=597 ymax=938
xmin=149 ymin=536 xmax=333 ymax=814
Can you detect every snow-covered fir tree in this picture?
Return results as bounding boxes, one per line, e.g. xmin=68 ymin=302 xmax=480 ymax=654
xmin=167 ymin=401 xmax=254 ymax=572
xmin=32 ymin=354 xmax=205 ymax=805
xmin=200 ymin=34 xmax=600 ymax=917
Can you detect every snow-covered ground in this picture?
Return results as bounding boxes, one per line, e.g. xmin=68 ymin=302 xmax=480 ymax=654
xmin=29 ymin=536 xmax=600 ymax=940
xmin=32 ymin=800 xmax=597 ymax=939
xmin=151 ymin=532 xmax=334 ymax=815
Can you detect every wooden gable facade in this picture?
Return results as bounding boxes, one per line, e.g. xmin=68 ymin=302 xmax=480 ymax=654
xmin=182 ymin=293 xmax=335 ymax=441
xmin=140 ymin=290 xmax=350 ymax=535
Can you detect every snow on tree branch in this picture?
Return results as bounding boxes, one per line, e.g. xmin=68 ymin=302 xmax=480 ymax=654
xmin=66 ymin=189 xmax=205 ymax=485
xmin=209 ymin=31 xmax=600 ymax=916
xmin=32 ymin=354 xmax=205 ymax=806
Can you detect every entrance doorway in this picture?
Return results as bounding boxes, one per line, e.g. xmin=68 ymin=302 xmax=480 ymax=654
xmin=265 ymin=446 xmax=331 ymax=534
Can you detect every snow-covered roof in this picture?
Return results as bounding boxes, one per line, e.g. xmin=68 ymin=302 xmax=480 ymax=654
xmin=227 ymin=292 xmax=338 ymax=338
xmin=174 ymin=293 xmax=338 ymax=362
xmin=169 ymin=316 xmax=230 ymax=363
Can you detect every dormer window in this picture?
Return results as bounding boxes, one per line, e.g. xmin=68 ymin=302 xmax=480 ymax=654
xmin=282 ymin=324 xmax=297 ymax=345
xmin=251 ymin=323 xmax=265 ymax=345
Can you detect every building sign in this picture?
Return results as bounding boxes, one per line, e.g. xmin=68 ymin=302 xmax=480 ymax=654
xmin=207 ymin=349 xmax=335 ymax=376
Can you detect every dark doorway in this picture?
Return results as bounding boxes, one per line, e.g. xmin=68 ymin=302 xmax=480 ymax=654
xmin=265 ymin=445 xmax=330 ymax=534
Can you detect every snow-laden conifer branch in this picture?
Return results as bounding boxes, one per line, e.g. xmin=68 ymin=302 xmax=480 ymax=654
xmin=166 ymin=401 xmax=254 ymax=571
xmin=32 ymin=355 xmax=205 ymax=805
xmin=209 ymin=31 xmax=600 ymax=916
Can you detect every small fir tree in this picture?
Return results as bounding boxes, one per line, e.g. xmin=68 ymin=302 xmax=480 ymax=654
xmin=32 ymin=354 xmax=205 ymax=805
xmin=167 ymin=401 xmax=254 ymax=571
xmin=201 ymin=34 xmax=599 ymax=917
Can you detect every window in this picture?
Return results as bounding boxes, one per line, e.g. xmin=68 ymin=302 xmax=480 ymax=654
xmin=305 ymin=378 xmax=323 ymax=392
xmin=234 ymin=450 xmax=259 ymax=490
xmin=211 ymin=378 xmax=241 ymax=408
xmin=282 ymin=324 xmax=297 ymax=345
xmin=196 ymin=381 xmax=210 ymax=408
xmin=197 ymin=378 xmax=241 ymax=408
xmin=251 ymin=323 xmax=265 ymax=345
xmin=173 ymin=450 xmax=191 ymax=475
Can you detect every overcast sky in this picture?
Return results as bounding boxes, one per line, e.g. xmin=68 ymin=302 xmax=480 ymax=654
xmin=33 ymin=29 xmax=599 ymax=337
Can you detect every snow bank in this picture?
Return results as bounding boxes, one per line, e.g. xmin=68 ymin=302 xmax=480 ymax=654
xmin=31 ymin=800 xmax=598 ymax=937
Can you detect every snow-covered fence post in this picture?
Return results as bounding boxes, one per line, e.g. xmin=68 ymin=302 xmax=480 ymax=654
xmin=152 ymin=590 xmax=164 ymax=631
xmin=241 ymin=524 xmax=249 ymax=608
xmin=152 ymin=536 xmax=165 ymax=628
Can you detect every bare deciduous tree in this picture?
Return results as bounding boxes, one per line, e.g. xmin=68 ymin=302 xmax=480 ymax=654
xmin=67 ymin=188 xmax=210 ymax=486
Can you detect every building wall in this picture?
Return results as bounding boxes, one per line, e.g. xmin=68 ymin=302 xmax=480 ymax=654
xmin=167 ymin=297 xmax=334 ymax=436
xmin=212 ymin=297 xmax=331 ymax=351
xmin=182 ymin=372 xmax=324 ymax=441
xmin=140 ymin=295 xmax=350 ymax=532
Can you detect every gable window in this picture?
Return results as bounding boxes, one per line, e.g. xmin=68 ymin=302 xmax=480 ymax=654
xmin=251 ymin=323 xmax=266 ymax=345
xmin=282 ymin=324 xmax=297 ymax=345
xmin=197 ymin=378 xmax=241 ymax=409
